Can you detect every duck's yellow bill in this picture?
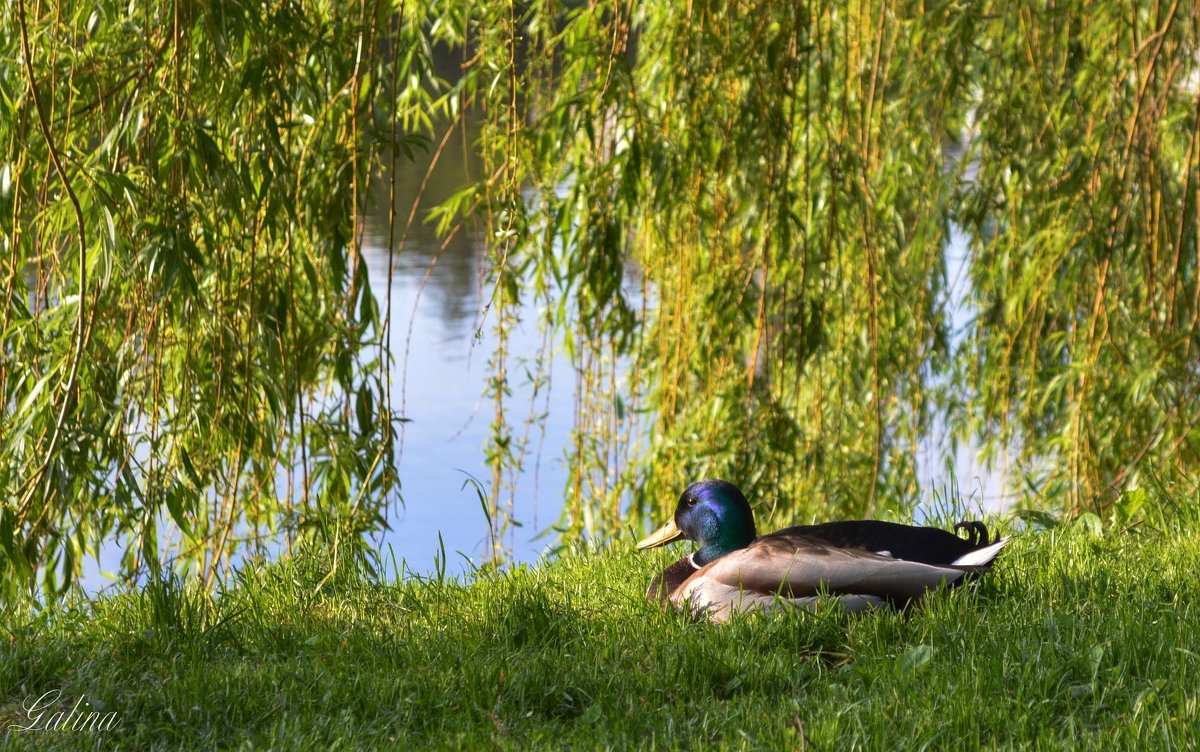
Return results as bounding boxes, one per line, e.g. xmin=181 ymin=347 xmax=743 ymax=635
xmin=637 ymin=518 xmax=684 ymax=550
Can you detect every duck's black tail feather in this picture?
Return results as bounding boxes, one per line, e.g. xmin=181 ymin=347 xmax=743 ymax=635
xmin=954 ymin=520 xmax=997 ymax=546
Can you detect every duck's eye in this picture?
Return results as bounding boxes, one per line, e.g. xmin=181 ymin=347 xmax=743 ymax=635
xmin=684 ymin=496 xmax=698 ymax=507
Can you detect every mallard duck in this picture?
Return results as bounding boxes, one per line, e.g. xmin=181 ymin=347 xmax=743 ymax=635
xmin=637 ymin=479 xmax=1007 ymax=622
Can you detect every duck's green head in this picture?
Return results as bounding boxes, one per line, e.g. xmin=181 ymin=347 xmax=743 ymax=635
xmin=636 ymin=479 xmax=758 ymax=565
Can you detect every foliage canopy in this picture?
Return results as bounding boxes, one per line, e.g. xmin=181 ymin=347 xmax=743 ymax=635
xmin=2 ymin=0 xmax=1199 ymax=593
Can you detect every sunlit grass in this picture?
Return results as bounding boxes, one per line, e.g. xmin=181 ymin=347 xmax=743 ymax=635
xmin=3 ymin=496 xmax=1200 ymax=750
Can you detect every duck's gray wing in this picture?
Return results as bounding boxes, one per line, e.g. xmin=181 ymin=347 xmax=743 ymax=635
xmin=678 ymin=534 xmax=971 ymax=607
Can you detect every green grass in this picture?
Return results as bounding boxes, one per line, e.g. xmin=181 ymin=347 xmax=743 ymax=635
xmin=3 ymin=502 xmax=1200 ymax=750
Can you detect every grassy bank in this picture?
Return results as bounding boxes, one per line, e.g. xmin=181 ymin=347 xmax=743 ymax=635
xmin=3 ymin=500 xmax=1200 ymax=750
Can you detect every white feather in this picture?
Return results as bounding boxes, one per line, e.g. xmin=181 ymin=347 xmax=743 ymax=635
xmin=951 ymin=537 xmax=1009 ymax=567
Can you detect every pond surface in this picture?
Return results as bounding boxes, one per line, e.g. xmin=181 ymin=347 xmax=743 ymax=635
xmin=360 ymin=144 xmax=575 ymax=574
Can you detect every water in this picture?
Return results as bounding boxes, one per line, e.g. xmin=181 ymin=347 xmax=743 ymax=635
xmin=360 ymin=179 xmax=575 ymax=574
xmin=914 ymin=221 xmax=1016 ymax=521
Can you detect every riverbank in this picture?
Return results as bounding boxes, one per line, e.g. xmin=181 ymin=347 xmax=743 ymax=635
xmin=3 ymin=496 xmax=1198 ymax=750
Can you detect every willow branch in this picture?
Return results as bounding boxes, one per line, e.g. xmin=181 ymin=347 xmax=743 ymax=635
xmin=15 ymin=0 xmax=92 ymax=522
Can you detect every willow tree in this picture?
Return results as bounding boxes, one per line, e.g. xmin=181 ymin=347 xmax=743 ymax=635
xmin=4 ymin=0 xmax=1200 ymax=596
xmin=453 ymin=0 xmax=1200 ymax=537
xmin=956 ymin=2 xmax=1200 ymax=514
xmin=447 ymin=0 xmax=969 ymax=540
xmin=0 ymin=1 xmax=417 ymax=597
